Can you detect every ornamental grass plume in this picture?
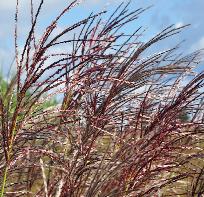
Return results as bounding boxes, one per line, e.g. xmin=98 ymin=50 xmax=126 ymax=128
xmin=0 ymin=0 xmax=204 ymax=196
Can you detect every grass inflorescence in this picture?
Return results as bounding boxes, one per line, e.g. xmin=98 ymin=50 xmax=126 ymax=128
xmin=0 ymin=0 xmax=204 ymax=196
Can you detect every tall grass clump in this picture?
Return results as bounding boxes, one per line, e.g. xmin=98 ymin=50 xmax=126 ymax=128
xmin=0 ymin=0 xmax=204 ymax=196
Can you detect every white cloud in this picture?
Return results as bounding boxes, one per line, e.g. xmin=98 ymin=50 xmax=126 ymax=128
xmin=0 ymin=1 xmax=17 ymax=10
xmin=0 ymin=0 xmax=27 ymax=10
xmin=191 ymin=36 xmax=204 ymax=51
xmin=175 ymin=22 xmax=184 ymax=28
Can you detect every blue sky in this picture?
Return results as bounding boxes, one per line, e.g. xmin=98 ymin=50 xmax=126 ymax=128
xmin=0 ymin=0 xmax=204 ymax=75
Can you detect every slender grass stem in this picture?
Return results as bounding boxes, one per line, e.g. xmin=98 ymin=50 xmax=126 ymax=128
xmin=0 ymin=166 xmax=8 ymax=197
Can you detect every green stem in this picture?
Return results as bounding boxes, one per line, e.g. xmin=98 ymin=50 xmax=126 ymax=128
xmin=0 ymin=130 xmax=15 ymax=196
xmin=0 ymin=165 xmax=8 ymax=197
